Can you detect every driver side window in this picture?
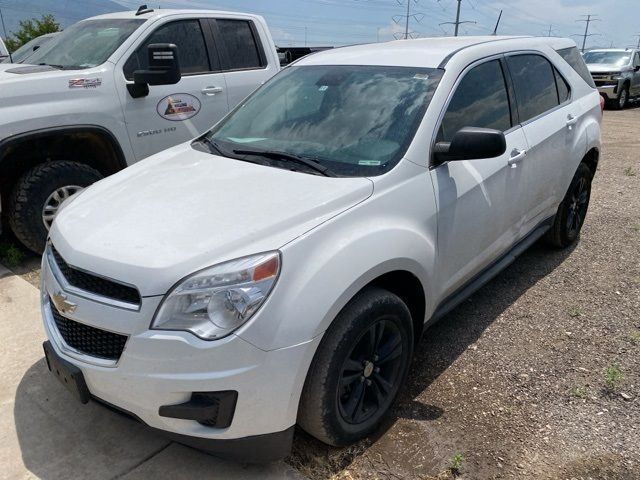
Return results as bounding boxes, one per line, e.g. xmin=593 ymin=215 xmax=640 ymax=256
xmin=123 ymin=20 xmax=214 ymax=80
xmin=438 ymin=59 xmax=512 ymax=142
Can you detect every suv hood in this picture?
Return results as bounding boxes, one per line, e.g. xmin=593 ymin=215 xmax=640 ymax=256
xmin=587 ymin=63 xmax=630 ymax=73
xmin=51 ymin=143 xmax=373 ymax=296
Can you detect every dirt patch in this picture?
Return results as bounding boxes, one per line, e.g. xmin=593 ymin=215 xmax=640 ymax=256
xmin=2 ymin=108 xmax=639 ymax=479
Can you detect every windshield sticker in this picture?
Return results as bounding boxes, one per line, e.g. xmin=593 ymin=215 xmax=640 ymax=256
xmin=69 ymin=78 xmax=102 ymax=89
xmin=227 ymin=137 xmax=268 ymax=144
xmin=318 ymin=85 xmax=329 ymax=91
xmin=358 ymin=160 xmax=381 ymax=166
xmin=157 ymin=94 xmax=201 ymax=121
xmin=413 ymin=73 xmax=429 ymax=80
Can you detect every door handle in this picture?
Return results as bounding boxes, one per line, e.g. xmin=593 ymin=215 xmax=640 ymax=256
xmin=201 ymin=86 xmax=224 ymax=96
xmin=508 ymin=148 xmax=527 ymax=167
xmin=566 ymin=114 xmax=578 ymax=128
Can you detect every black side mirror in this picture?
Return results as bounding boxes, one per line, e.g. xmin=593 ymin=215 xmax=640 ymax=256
xmin=433 ymin=127 xmax=506 ymax=163
xmin=634 ymin=65 xmax=640 ymax=72
xmin=127 ymin=43 xmax=181 ymax=98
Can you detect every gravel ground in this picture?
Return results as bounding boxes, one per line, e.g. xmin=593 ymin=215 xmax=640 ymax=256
xmin=1 ymin=107 xmax=638 ymax=479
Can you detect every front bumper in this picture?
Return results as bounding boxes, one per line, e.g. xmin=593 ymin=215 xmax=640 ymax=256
xmin=596 ymin=84 xmax=618 ymax=99
xmin=40 ymin=249 xmax=320 ymax=460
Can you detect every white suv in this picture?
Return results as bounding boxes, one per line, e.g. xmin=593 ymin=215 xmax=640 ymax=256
xmin=41 ymin=36 xmax=602 ymax=462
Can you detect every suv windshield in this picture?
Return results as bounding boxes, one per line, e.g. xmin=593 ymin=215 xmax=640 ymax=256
xmin=583 ymin=51 xmax=631 ymax=66
xmin=206 ymin=65 xmax=443 ymax=177
xmin=27 ymin=19 xmax=144 ymax=69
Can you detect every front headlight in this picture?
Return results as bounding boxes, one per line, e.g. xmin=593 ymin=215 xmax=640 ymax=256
xmin=152 ymin=252 xmax=280 ymax=340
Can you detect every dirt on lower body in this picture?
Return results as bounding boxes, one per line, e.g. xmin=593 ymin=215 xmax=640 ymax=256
xmin=287 ymin=108 xmax=640 ymax=479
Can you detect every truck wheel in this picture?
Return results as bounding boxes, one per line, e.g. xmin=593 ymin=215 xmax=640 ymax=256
xmin=612 ymin=84 xmax=629 ymax=110
xmin=544 ymin=163 xmax=592 ymax=249
xmin=298 ymin=287 xmax=413 ymax=447
xmin=8 ymin=161 xmax=103 ymax=254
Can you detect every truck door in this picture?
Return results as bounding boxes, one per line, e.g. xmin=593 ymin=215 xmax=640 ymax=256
xmin=632 ymin=52 xmax=640 ymax=96
xmin=117 ymin=18 xmax=230 ymax=161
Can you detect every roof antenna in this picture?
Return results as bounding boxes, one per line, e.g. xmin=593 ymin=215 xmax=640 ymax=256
xmin=136 ymin=5 xmax=154 ymax=16
xmin=492 ymin=10 xmax=503 ymax=36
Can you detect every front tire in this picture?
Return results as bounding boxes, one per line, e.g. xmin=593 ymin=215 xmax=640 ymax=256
xmin=544 ymin=163 xmax=592 ymax=249
xmin=298 ymin=287 xmax=414 ymax=446
xmin=8 ymin=161 xmax=102 ymax=254
xmin=611 ymin=84 xmax=629 ymax=110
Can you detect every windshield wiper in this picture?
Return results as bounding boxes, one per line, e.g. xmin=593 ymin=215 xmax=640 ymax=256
xmin=232 ymin=149 xmax=337 ymax=177
xmin=38 ymin=63 xmax=64 ymax=69
xmin=197 ymin=136 xmax=228 ymax=157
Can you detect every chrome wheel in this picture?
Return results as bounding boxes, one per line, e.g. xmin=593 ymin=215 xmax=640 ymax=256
xmin=338 ymin=318 xmax=405 ymax=425
xmin=42 ymin=185 xmax=83 ymax=230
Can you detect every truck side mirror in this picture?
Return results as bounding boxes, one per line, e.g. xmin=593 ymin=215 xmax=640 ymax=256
xmin=127 ymin=43 xmax=181 ymax=98
xmin=433 ymin=127 xmax=506 ymax=163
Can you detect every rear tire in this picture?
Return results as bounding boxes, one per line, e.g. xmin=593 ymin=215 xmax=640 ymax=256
xmin=8 ymin=161 xmax=102 ymax=254
xmin=298 ymin=287 xmax=414 ymax=446
xmin=544 ymin=163 xmax=592 ymax=249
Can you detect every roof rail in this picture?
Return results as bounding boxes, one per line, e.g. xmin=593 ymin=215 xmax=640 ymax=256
xmin=136 ymin=4 xmax=154 ymax=15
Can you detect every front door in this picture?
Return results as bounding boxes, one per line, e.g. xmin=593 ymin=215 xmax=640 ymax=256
xmin=117 ymin=18 xmax=230 ymax=160
xmin=430 ymin=58 xmax=529 ymax=298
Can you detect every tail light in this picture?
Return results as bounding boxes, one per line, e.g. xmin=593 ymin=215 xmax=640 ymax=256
xmin=599 ymin=94 xmax=605 ymax=112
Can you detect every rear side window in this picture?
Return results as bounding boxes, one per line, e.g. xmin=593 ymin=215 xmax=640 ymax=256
xmin=556 ymin=47 xmax=596 ymax=88
xmin=124 ymin=20 xmax=212 ymax=80
xmin=507 ymin=54 xmax=558 ymax=123
xmin=438 ymin=59 xmax=512 ymax=142
xmin=554 ymin=68 xmax=570 ymax=103
xmin=217 ymin=19 xmax=263 ymax=70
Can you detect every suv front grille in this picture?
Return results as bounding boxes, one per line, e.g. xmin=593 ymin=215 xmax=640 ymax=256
xmin=50 ymin=301 xmax=128 ymax=361
xmin=51 ymin=246 xmax=141 ymax=306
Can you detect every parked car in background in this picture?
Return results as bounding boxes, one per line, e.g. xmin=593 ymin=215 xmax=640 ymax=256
xmin=0 ymin=32 xmax=60 ymax=64
xmin=0 ymin=37 xmax=8 ymax=61
xmin=0 ymin=6 xmax=279 ymax=253
xmin=584 ymin=48 xmax=640 ymax=109
xmin=41 ymin=36 xmax=601 ymax=461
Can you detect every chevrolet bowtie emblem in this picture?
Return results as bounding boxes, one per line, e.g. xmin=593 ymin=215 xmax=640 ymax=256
xmin=51 ymin=291 xmax=77 ymax=315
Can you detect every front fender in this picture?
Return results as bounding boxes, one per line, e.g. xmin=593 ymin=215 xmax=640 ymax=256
xmin=238 ymin=161 xmax=438 ymax=352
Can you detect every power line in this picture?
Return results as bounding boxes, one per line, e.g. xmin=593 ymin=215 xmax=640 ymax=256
xmin=392 ymin=0 xmax=423 ymax=40
xmin=439 ymin=0 xmax=475 ymax=36
xmin=575 ymin=14 xmax=601 ymax=52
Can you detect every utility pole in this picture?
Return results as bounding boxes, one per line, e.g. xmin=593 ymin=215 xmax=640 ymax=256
xmin=392 ymin=0 xmax=424 ymax=40
xmin=546 ymin=25 xmax=553 ymax=37
xmin=634 ymin=34 xmax=640 ymax=49
xmin=491 ymin=10 xmax=502 ymax=36
xmin=576 ymin=14 xmax=600 ymax=52
xmin=0 ymin=7 xmax=12 ymax=63
xmin=440 ymin=0 xmax=476 ymax=37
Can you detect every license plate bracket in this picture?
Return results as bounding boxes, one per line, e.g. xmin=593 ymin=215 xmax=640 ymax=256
xmin=43 ymin=341 xmax=90 ymax=404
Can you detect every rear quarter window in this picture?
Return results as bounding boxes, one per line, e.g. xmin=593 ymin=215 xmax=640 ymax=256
xmin=556 ymin=47 xmax=596 ymax=88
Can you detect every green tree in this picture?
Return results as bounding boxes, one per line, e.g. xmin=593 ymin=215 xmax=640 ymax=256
xmin=5 ymin=14 xmax=60 ymax=52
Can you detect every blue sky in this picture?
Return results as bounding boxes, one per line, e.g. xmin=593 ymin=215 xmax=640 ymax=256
xmin=2 ymin=0 xmax=638 ymax=50
xmin=120 ymin=0 xmax=638 ymax=49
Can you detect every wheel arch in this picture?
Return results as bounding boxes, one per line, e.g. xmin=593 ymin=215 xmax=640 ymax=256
xmin=582 ymin=147 xmax=599 ymax=178
xmin=0 ymin=125 xmax=127 ymax=209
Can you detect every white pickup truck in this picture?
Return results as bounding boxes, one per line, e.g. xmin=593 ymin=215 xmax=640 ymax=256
xmin=0 ymin=6 xmax=279 ymax=253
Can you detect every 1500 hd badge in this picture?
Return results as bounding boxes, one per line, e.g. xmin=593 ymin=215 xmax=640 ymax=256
xmin=157 ymin=94 xmax=201 ymax=121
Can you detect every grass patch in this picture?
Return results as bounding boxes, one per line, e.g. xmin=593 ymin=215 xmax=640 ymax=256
xmin=449 ymin=452 xmax=464 ymax=476
xmin=0 ymin=239 xmax=26 ymax=268
xmin=627 ymin=331 xmax=640 ymax=346
xmin=623 ymin=166 xmax=636 ymax=177
xmin=570 ymin=386 xmax=588 ymax=398
xmin=605 ymin=364 xmax=623 ymax=393
xmin=568 ymin=307 xmax=583 ymax=318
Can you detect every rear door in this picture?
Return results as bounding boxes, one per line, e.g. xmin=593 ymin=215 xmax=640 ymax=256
xmin=430 ymin=57 xmax=529 ymax=297
xmin=208 ymin=18 xmax=277 ymax=109
xmin=119 ymin=18 xmax=230 ymax=160
xmin=505 ymin=53 xmax=584 ymax=233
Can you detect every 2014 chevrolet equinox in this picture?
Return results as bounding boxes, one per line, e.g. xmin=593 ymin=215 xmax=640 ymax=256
xmin=41 ymin=36 xmax=602 ymax=461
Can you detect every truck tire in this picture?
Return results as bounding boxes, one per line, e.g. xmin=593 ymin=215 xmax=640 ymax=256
xmin=8 ymin=161 xmax=103 ymax=254
xmin=544 ymin=163 xmax=592 ymax=249
xmin=298 ymin=287 xmax=413 ymax=446
xmin=611 ymin=84 xmax=629 ymax=110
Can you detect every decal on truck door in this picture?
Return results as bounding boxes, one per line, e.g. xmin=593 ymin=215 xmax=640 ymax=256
xmin=157 ymin=94 xmax=201 ymax=121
